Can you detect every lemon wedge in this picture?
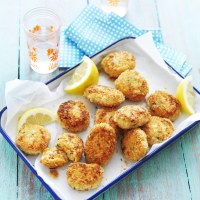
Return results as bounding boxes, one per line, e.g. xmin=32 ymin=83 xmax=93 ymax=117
xmin=176 ymin=75 xmax=195 ymax=115
xmin=65 ymin=56 xmax=99 ymax=94
xmin=17 ymin=107 xmax=56 ymax=131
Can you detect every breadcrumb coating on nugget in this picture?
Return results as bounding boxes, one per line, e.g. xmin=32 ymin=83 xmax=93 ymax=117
xmin=95 ymin=107 xmax=119 ymax=137
xmin=114 ymin=105 xmax=151 ymax=129
xmin=142 ymin=116 xmax=174 ymax=146
xmin=147 ymin=90 xmax=181 ymax=121
xmin=40 ymin=147 xmax=68 ymax=169
xmin=15 ymin=123 xmax=51 ymax=155
xmin=57 ymin=100 xmax=90 ymax=133
xmin=66 ymin=162 xmax=104 ymax=191
xmin=121 ymin=128 xmax=149 ymax=162
xmin=84 ymin=85 xmax=125 ymax=107
xmin=101 ymin=51 xmax=136 ymax=78
xmin=115 ymin=70 xmax=149 ymax=101
xmin=85 ymin=123 xmax=117 ymax=166
xmin=56 ymin=133 xmax=84 ymax=162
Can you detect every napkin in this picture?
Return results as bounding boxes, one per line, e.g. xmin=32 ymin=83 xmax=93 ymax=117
xmin=59 ymin=5 xmax=192 ymax=77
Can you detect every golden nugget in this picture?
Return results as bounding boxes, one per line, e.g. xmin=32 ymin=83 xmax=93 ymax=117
xmin=114 ymin=105 xmax=151 ymax=129
xmin=40 ymin=147 xmax=68 ymax=169
xmin=15 ymin=123 xmax=50 ymax=155
xmin=84 ymin=85 xmax=125 ymax=107
xmin=142 ymin=116 xmax=174 ymax=145
xmin=121 ymin=128 xmax=149 ymax=162
xmin=56 ymin=133 xmax=84 ymax=162
xmin=95 ymin=107 xmax=119 ymax=137
xmin=101 ymin=51 xmax=136 ymax=78
xmin=147 ymin=90 xmax=181 ymax=121
xmin=115 ymin=70 xmax=149 ymax=101
xmin=57 ymin=100 xmax=90 ymax=133
xmin=85 ymin=123 xmax=117 ymax=166
xmin=66 ymin=162 xmax=104 ymax=191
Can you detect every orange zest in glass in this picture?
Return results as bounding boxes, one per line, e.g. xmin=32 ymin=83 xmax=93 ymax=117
xmin=29 ymin=25 xmax=41 ymax=33
xmin=29 ymin=47 xmax=37 ymax=62
xmin=108 ymin=0 xmax=119 ymax=6
xmin=50 ymin=25 xmax=54 ymax=32
xmin=47 ymin=48 xmax=54 ymax=56
xmin=33 ymin=25 xmax=41 ymax=32
xmin=47 ymin=48 xmax=58 ymax=61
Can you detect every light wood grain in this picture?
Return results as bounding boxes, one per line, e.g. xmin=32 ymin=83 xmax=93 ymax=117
xmin=181 ymin=125 xmax=200 ymax=199
xmin=0 ymin=1 xmax=19 ymax=199
xmin=125 ymin=0 xmax=159 ymax=29
xmin=157 ymin=1 xmax=200 ymax=199
xmin=17 ymin=162 xmax=54 ymax=200
xmin=156 ymin=0 xmax=200 ymax=89
xmin=104 ymin=139 xmax=192 ymax=200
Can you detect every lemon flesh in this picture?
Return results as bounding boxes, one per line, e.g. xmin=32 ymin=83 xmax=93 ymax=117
xmin=176 ymin=75 xmax=195 ymax=115
xmin=17 ymin=107 xmax=56 ymax=131
xmin=65 ymin=56 xmax=99 ymax=94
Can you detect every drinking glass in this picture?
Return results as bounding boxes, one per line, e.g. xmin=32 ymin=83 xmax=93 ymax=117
xmin=23 ymin=7 xmax=61 ymax=74
xmin=101 ymin=0 xmax=129 ymax=17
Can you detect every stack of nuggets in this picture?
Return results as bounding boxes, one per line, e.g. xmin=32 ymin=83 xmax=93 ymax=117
xmin=15 ymin=50 xmax=182 ymax=192
xmin=84 ymin=50 xmax=181 ymax=163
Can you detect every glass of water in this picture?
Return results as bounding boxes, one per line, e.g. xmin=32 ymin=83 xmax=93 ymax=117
xmin=23 ymin=7 xmax=61 ymax=74
xmin=101 ymin=0 xmax=129 ymax=17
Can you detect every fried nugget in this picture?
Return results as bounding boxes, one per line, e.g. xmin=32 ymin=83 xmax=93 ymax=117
xmin=115 ymin=70 xmax=149 ymax=101
xmin=114 ymin=105 xmax=151 ymax=129
xmin=56 ymin=133 xmax=84 ymax=162
xmin=121 ymin=128 xmax=149 ymax=162
xmin=147 ymin=90 xmax=181 ymax=121
xmin=15 ymin=123 xmax=51 ymax=155
xmin=40 ymin=147 xmax=68 ymax=169
xmin=142 ymin=116 xmax=174 ymax=146
xmin=84 ymin=85 xmax=125 ymax=107
xmin=85 ymin=123 xmax=117 ymax=166
xmin=57 ymin=100 xmax=90 ymax=133
xmin=95 ymin=108 xmax=119 ymax=137
xmin=66 ymin=162 xmax=104 ymax=191
xmin=101 ymin=51 xmax=136 ymax=78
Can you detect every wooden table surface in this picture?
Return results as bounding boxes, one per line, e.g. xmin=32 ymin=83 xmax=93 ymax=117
xmin=0 ymin=0 xmax=200 ymax=199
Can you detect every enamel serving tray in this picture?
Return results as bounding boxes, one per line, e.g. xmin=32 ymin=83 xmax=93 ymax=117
xmin=1 ymin=34 xmax=200 ymax=200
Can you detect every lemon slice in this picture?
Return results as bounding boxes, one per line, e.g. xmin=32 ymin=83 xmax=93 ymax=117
xmin=65 ymin=56 xmax=99 ymax=94
xmin=176 ymin=75 xmax=195 ymax=115
xmin=17 ymin=107 xmax=56 ymax=131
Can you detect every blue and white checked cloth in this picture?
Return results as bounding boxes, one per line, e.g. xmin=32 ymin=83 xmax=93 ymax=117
xmin=59 ymin=5 xmax=191 ymax=77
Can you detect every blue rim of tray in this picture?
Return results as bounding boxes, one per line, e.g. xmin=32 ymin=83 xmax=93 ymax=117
xmin=0 ymin=36 xmax=200 ymax=200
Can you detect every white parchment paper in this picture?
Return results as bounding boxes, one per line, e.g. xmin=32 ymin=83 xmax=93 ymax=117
xmin=3 ymin=33 xmax=200 ymax=200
